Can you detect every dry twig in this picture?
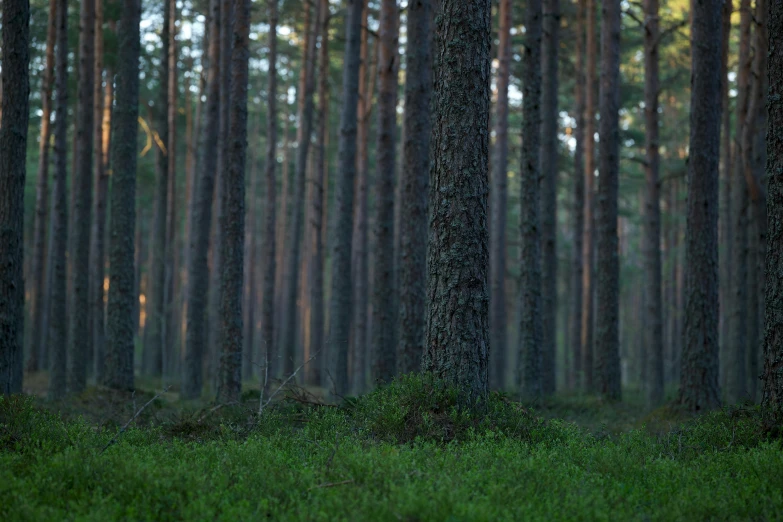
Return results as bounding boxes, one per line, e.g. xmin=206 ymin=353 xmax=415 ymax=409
xmin=100 ymin=386 xmax=171 ymax=454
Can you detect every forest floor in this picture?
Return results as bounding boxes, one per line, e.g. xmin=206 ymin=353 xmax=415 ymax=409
xmin=2 ymin=372 xmax=782 ymax=521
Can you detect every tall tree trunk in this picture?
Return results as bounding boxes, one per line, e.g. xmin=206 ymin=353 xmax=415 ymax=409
xmin=182 ymin=0 xmax=221 ymax=400
xmin=643 ymin=0 xmax=663 ymax=407
xmin=69 ymin=0 xmax=96 ymax=393
xmin=680 ymin=0 xmax=722 ymax=413
xmin=762 ymin=0 xmax=783 ymax=426
xmin=281 ymin=0 xmax=321 ymax=378
xmin=398 ymin=0 xmax=432 ymax=376
xmin=581 ymin=0 xmax=597 ymax=392
xmin=27 ymin=0 xmax=57 ymax=373
xmin=243 ymin=146 xmax=258 ymax=381
xmin=540 ymin=0 xmax=559 ymax=396
xmin=728 ymin=0 xmax=752 ymax=404
xmin=424 ymin=0 xmax=491 ymax=407
xmin=329 ymin=0 xmax=364 ymax=396
xmin=104 ymin=0 xmax=141 ymax=391
xmin=518 ymin=0 xmax=543 ymax=399
xmin=261 ymin=0 xmax=278 ymax=395
xmin=0 ymin=0 xmax=30 ymax=395
xmin=274 ymin=125 xmax=291 ymax=377
xmin=719 ymin=0 xmax=733 ymax=393
xmin=145 ymin=0 xmax=171 ymax=378
xmin=489 ymin=0 xmax=511 ymax=389
xmin=308 ymin=0 xmax=329 ymax=386
xmin=370 ymin=0 xmax=399 ymax=385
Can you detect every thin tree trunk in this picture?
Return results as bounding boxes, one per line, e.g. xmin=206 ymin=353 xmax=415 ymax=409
xmin=680 ymin=0 xmax=722 ymax=413
xmin=104 ymin=0 xmax=141 ymax=391
xmin=540 ymin=0 xmax=559 ymax=396
xmin=719 ymin=0 xmax=733 ymax=393
xmin=27 ymin=0 xmax=57 ymax=373
xmin=329 ymin=0 xmax=364 ymax=396
xmin=243 ymin=138 xmax=258 ymax=380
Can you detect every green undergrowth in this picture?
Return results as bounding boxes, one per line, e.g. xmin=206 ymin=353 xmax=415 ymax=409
xmin=2 ymin=374 xmax=782 ymax=521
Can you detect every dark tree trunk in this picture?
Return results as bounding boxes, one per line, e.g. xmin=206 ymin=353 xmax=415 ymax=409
xmin=540 ymin=0 xmax=559 ymax=396
xmin=69 ymin=0 xmax=96 ymax=393
xmin=104 ymin=0 xmax=141 ymax=391
xmin=680 ymin=0 xmax=722 ymax=413
xmin=643 ymin=0 xmax=663 ymax=407
xmin=182 ymin=0 xmax=221 ymax=400
xmin=568 ymin=0 xmax=586 ymax=391
xmin=243 ymin=142 xmax=258 ymax=381
xmin=216 ymin=0 xmax=250 ymax=404
xmin=489 ymin=0 xmax=511 ymax=389
xmin=261 ymin=0 xmax=278 ymax=395
xmin=762 ymin=0 xmax=783 ymax=424
xmin=719 ymin=0 xmax=732 ymax=393
xmin=27 ymin=0 xmax=57 ymax=373
xmin=424 ymin=0 xmax=491 ymax=407
xmin=0 ymin=0 xmax=30 ymax=395
xmin=329 ymin=0 xmax=364 ymax=396
xmin=370 ymin=0 xmax=399 ymax=385
xmin=398 ymin=0 xmax=432 ymax=376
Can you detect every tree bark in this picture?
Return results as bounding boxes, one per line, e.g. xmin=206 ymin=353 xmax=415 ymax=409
xmin=104 ymin=0 xmax=141 ymax=391
xmin=0 ymin=0 xmax=30 ymax=395
xmin=424 ymin=0 xmax=491 ymax=407
xmin=69 ymin=0 xmax=96 ymax=393
xmin=398 ymin=0 xmax=432 ymax=376
xmin=329 ymin=0 xmax=363 ymax=396
xmin=680 ymin=0 xmax=722 ymax=413
xmin=718 ymin=0 xmax=732 ymax=393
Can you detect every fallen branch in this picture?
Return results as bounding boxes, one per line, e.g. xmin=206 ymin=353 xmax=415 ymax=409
xmin=308 ymin=479 xmax=354 ymax=491
xmin=100 ymin=386 xmax=171 ymax=454
xmin=259 ymin=349 xmax=321 ymax=414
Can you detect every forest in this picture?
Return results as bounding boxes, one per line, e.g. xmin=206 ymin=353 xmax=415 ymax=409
xmin=1 ymin=0 xmax=783 ymax=518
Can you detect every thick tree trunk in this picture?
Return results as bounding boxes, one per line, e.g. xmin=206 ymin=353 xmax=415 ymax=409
xmin=762 ymin=0 xmax=783 ymax=425
xmin=643 ymin=0 xmax=663 ymax=407
xmin=261 ymin=0 xmax=278 ymax=395
xmin=0 ymin=0 xmax=30 ymax=395
xmin=329 ymin=0 xmax=363 ymax=396
xmin=398 ymin=0 xmax=432 ymax=376
xmin=424 ymin=0 xmax=491 ymax=407
xmin=104 ymin=0 xmax=141 ymax=391
xmin=680 ymin=0 xmax=722 ymax=413
xmin=69 ymin=0 xmax=96 ymax=393
xmin=568 ymin=0 xmax=586 ymax=391
xmin=489 ymin=0 xmax=511 ymax=389
xmin=719 ymin=0 xmax=733 ymax=393
xmin=182 ymin=0 xmax=221 ymax=400
xmin=27 ymin=0 xmax=57 ymax=373
xmin=370 ymin=0 xmax=399 ymax=385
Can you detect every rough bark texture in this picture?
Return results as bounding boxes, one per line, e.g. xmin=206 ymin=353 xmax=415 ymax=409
xmin=643 ymin=0 xmax=663 ymax=407
xmin=762 ymin=0 xmax=783 ymax=424
xmin=104 ymin=0 xmax=141 ymax=391
xmin=540 ymin=0 xmax=559 ymax=396
xmin=47 ymin=0 xmax=69 ymax=400
xmin=518 ymin=0 xmax=543 ymax=399
xmin=261 ymin=0 xmax=278 ymax=394
xmin=69 ymin=0 xmax=96 ymax=393
xmin=581 ymin=0 xmax=597 ymax=391
xmin=398 ymin=0 xmax=432 ymax=376
xmin=243 ymin=139 xmax=258 ymax=381
xmin=27 ymin=0 xmax=57 ymax=373
xmin=680 ymin=0 xmax=722 ymax=413
xmin=568 ymin=0 xmax=586 ymax=391
xmin=489 ymin=0 xmax=510 ymax=389
xmin=216 ymin=0 xmax=250 ymax=404
xmin=182 ymin=0 xmax=221 ymax=400
xmin=329 ymin=0 xmax=363 ymax=396
xmin=728 ymin=0 xmax=752 ymax=404
xmin=371 ymin=0 xmax=399 ymax=385
xmin=423 ymin=0 xmax=491 ymax=407
xmin=718 ymin=0 xmax=732 ymax=393
xmin=0 ymin=0 xmax=30 ymax=395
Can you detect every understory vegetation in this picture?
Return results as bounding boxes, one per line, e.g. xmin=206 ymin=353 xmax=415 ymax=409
xmin=2 ymin=375 xmax=782 ymax=521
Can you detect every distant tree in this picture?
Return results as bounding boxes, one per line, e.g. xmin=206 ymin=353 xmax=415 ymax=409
xmin=329 ymin=0 xmax=364 ymax=396
xmin=762 ymin=0 xmax=783 ymax=424
xmin=0 ymin=0 xmax=30 ymax=395
xmin=489 ymin=0 xmax=511 ymax=389
xmin=680 ymin=0 xmax=722 ymax=412
xmin=719 ymin=0 xmax=732 ymax=393
xmin=397 ymin=0 xmax=432 ymax=375
xmin=371 ymin=0 xmax=399 ymax=384
xmin=424 ymin=0 xmax=491 ymax=406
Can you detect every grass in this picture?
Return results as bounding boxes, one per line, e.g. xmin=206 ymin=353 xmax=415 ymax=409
xmin=2 ymin=373 xmax=782 ymax=521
